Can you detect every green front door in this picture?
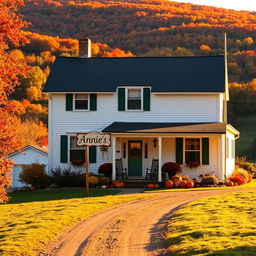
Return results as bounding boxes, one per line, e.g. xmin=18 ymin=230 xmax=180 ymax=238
xmin=128 ymin=140 xmax=142 ymax=176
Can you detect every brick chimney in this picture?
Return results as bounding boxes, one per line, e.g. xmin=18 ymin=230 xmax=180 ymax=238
xmin=78 ymin=37 xmax=91 ymax=58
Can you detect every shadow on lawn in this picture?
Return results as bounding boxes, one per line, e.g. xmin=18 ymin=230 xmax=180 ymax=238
xmin=7 ymin=189 xmax=120 ymax=204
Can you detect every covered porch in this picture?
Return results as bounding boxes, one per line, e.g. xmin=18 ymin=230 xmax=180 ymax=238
xmin=102 ymin=122 xmax=233 ymax=182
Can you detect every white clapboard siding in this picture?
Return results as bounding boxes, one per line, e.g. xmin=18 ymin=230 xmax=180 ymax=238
xmin=49 ymin=93 xmax=223 ymax=172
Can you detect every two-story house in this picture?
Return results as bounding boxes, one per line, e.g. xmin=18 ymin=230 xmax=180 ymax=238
xmin=43 ymin=38 xmax=239 ymax=182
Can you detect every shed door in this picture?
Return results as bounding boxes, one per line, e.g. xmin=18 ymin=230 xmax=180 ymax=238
xmin=12 ymin=166 xmax=27 ymax=188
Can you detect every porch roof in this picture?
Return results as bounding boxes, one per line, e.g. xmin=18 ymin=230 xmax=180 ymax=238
xmin=102 ymin=122 xmax=229 ymax=134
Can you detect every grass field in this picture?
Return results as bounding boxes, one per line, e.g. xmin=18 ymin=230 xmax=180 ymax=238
xmin=235 ymin=115 xmax=256 ymax=161
xmin=166 ymin=191 xmax=256 ymax=256
xmin=0 ymin=189 xmax=151 ymax=256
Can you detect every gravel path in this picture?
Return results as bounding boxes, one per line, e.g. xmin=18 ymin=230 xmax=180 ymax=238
xmin=42 ymin=188 xmax=254 ymax=256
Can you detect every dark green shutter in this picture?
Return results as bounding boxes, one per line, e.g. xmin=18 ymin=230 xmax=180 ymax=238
xmin=143 ymin=88 xmax=150 ymax=111
xmin=66 ymin=94 xmax=73 ymax=111
xmin=60 ymin=135 xmax=68 ymax=163
xmin=118 ymin=88 xmax=125 ymax=111
xmin=202 ymin=138 xmax=209 ymax=165
xmin=176 ymin=138 xmax=183 ymax=164
xmin=90 ymin=94 xmax=97 ymax=111
xmin=89 ymin=146 xmax=97 ymax=163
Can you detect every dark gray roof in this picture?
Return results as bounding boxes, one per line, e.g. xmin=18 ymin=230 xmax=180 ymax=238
xmin=43 ymin=56 xmax=225 ymax=93
xmin=102 ymin=122 xmax=227 ymax=134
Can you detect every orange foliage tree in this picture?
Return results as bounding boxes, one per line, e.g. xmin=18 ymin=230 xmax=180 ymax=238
xmin=0 ymin=0 xmax=29 ymax=203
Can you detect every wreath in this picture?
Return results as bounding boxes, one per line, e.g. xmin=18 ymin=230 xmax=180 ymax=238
xmin=130 ymin=148 xmax=140 ymax=156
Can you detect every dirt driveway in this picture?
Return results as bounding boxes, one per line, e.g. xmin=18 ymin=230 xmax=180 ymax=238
xmin=42 ymin=189 xmax=253 ymax=256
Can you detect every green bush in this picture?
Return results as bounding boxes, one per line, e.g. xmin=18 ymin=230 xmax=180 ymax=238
xmin=235 ymin=157 xmax=256 ymax=177
xmin=19 ymin=163 xmax=51 ymax=187
xmin=200 ymin=175 xmax=218 ymax=186
xmin=52 ymin=167 xmax=86 ymax=187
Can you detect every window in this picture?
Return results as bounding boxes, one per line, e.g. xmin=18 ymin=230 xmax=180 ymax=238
xmin=185 ymin=138 xmax=200 ymax=163
xmin=74 ymin=94 xmax=89 ymax=110
xmin=127 ymin=89 xmax=142 ymax=110
xmin=70 ymin=136 xmax=85 ymax=163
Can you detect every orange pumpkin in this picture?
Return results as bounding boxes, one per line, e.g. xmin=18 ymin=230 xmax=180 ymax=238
xmin=115 ymin=182 xmax=123 ymax=188
xmin=147 ymin=184 xmax=155 ymax=189
xmin=112 ymin=180 xmax=118 ymax=185
xmin=233 ymin=182 xmax=238 ymax=186
xmin=186 ymin=181 xmax=194 ymax=188
xmin=165 ymin=180 xmax=174 ymax=188
xmin=174 ymin=181 xmax=180 ymax=188
xmin=226 ymin=181 xmax=234 ymax=187
xmin=154 ymin=184 xmax=160 ymax=188
xmin=120 ymin=182 xmax=125 ymax=188
xmin=179 ymin=181 xmax=187 ymax=188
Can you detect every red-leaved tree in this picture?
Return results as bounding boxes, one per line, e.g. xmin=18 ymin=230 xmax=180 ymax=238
xmin=0 ymin=0 xmax=29 ymax=203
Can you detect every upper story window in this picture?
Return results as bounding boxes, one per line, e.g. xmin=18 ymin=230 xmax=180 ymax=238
xmin=127 ymin=88 xmax=142 ymax=110
xmin=74 ymin=94 xmax=89 ymax=110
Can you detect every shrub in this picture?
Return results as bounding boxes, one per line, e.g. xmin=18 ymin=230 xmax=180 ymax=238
xmin=233 ymin=167 xmax=250 ymax=183
xmin=235 ymin=157 xmax=256 ymax=177
xmin=162 ymin=162 xmax=182 ymax=177
xmin=98 ymin=163 xmax=112 ymax=178
xmin=200 ymin=175 xmax=218 ymax=186
xmin=52 ymin=167 xmax=85 ymax=187
xmin=19 ymin=163 xmax=51 ymax=187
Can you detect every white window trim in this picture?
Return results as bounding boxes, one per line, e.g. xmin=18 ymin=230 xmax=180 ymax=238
xmin=68 ymin=134 xmax=85 ymax=163
xmin=73 ymin=93 xmax=90 ymax=111
xmin=183 ymin=137 xmax=202 ymax=166
xmin=125 ymin=87 xmax=144 ymax=111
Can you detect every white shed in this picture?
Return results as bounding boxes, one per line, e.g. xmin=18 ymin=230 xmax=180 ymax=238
xmin=7 ymin=145 xmax=48 ymax=188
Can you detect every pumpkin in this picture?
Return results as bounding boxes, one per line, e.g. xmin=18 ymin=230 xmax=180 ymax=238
xmin=120 ymin=182 xmax=125 ymax=188
xmin=147 ymin=184 xmax=155 ymax=189
xmin=233 ymin=182 xmax=238 ymax=186
xmin=195 ymin=183 xmax=201 ymax=187
xmin=115 ymin=182 xmax=123 ymax=188
xmin=112 ymin=180 xmax=118 ymax=185
xmin=174 ymin=181 xmax=180 ymax=188
xmin=186 ymin=181 xmax=194 ymax=188
xmin=226 ymin=181 xmax=234 ymax=187
xmin=179 ymin=180 xmax=187 ymax=188
xmin=154 ymin=184 xmax=160 ymax=188
xmin=165 ymin=180 xmax=174 ymax=188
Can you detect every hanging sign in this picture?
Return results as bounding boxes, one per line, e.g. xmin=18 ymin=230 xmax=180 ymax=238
xmin=77 ymin=132 xmax=111 ymax=147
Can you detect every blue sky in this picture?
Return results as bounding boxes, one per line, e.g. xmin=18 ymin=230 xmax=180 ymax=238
xmin=173 ymin=0 xmax=256 ymax=11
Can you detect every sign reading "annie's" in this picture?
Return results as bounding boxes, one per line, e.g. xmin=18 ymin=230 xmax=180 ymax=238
xmin=76 ymin=132 xmax=111 ymax=147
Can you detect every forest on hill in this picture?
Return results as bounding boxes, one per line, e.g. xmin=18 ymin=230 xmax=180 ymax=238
xmin=8 ymin=0 xmax=256 ymax=158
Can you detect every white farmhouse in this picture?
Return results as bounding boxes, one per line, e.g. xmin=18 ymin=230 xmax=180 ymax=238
xmin=43 ymin=38 xmax=239 ymax=182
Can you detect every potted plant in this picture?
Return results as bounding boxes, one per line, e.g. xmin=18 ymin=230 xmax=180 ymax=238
xmin=71 ymin=159 xmax=84 ymax=166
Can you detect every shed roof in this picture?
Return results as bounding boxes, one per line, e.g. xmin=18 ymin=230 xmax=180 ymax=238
xmin=7 ymin=145 xmax=48 ymax=158
xmin=43 ymin=56 xmax=225 ymax=93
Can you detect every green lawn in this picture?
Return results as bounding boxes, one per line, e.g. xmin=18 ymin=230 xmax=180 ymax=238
xmin=235 ymin=115 xmax=256 ymax=161
xmin=0 ymin=189 xmax=152 ymax=256
xmin=166 ymin=191 xmax=256 ymax=256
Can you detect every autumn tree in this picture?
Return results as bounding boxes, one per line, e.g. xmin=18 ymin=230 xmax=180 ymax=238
xmin=0 ymin=0 xmax=29 ymax=203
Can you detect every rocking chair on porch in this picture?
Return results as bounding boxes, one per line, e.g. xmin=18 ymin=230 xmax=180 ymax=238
xmin=146 ymin=159 xmax=159 ymax=181
xmin=116 ymin=159 xmax=128 ymax=180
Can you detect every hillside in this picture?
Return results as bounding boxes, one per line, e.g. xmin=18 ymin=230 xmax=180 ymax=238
xmin=20 ymin=0 xmax=256 ymax=84
xmin=17 ymin=0 xmax=256 ymax=159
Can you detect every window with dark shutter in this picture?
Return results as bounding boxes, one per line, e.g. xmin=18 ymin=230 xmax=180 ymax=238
xmin=66 ymin=94 xmax=73 ymax=111
xmin=176 ymin=138 xmax=183 ymax=164
xmin=118 ymin=88 xmax=125 ymax=111
xmin=143 ymin=88 xmax=150 ymax=111
xmin=60 ymin=135 xmax=68 ymax=163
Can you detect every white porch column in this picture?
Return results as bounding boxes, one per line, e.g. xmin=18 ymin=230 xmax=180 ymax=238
xmin=112 ymin=136 xmax=116 ymax=180
xmin=158 ymin=136 xmax=162 ymax=182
